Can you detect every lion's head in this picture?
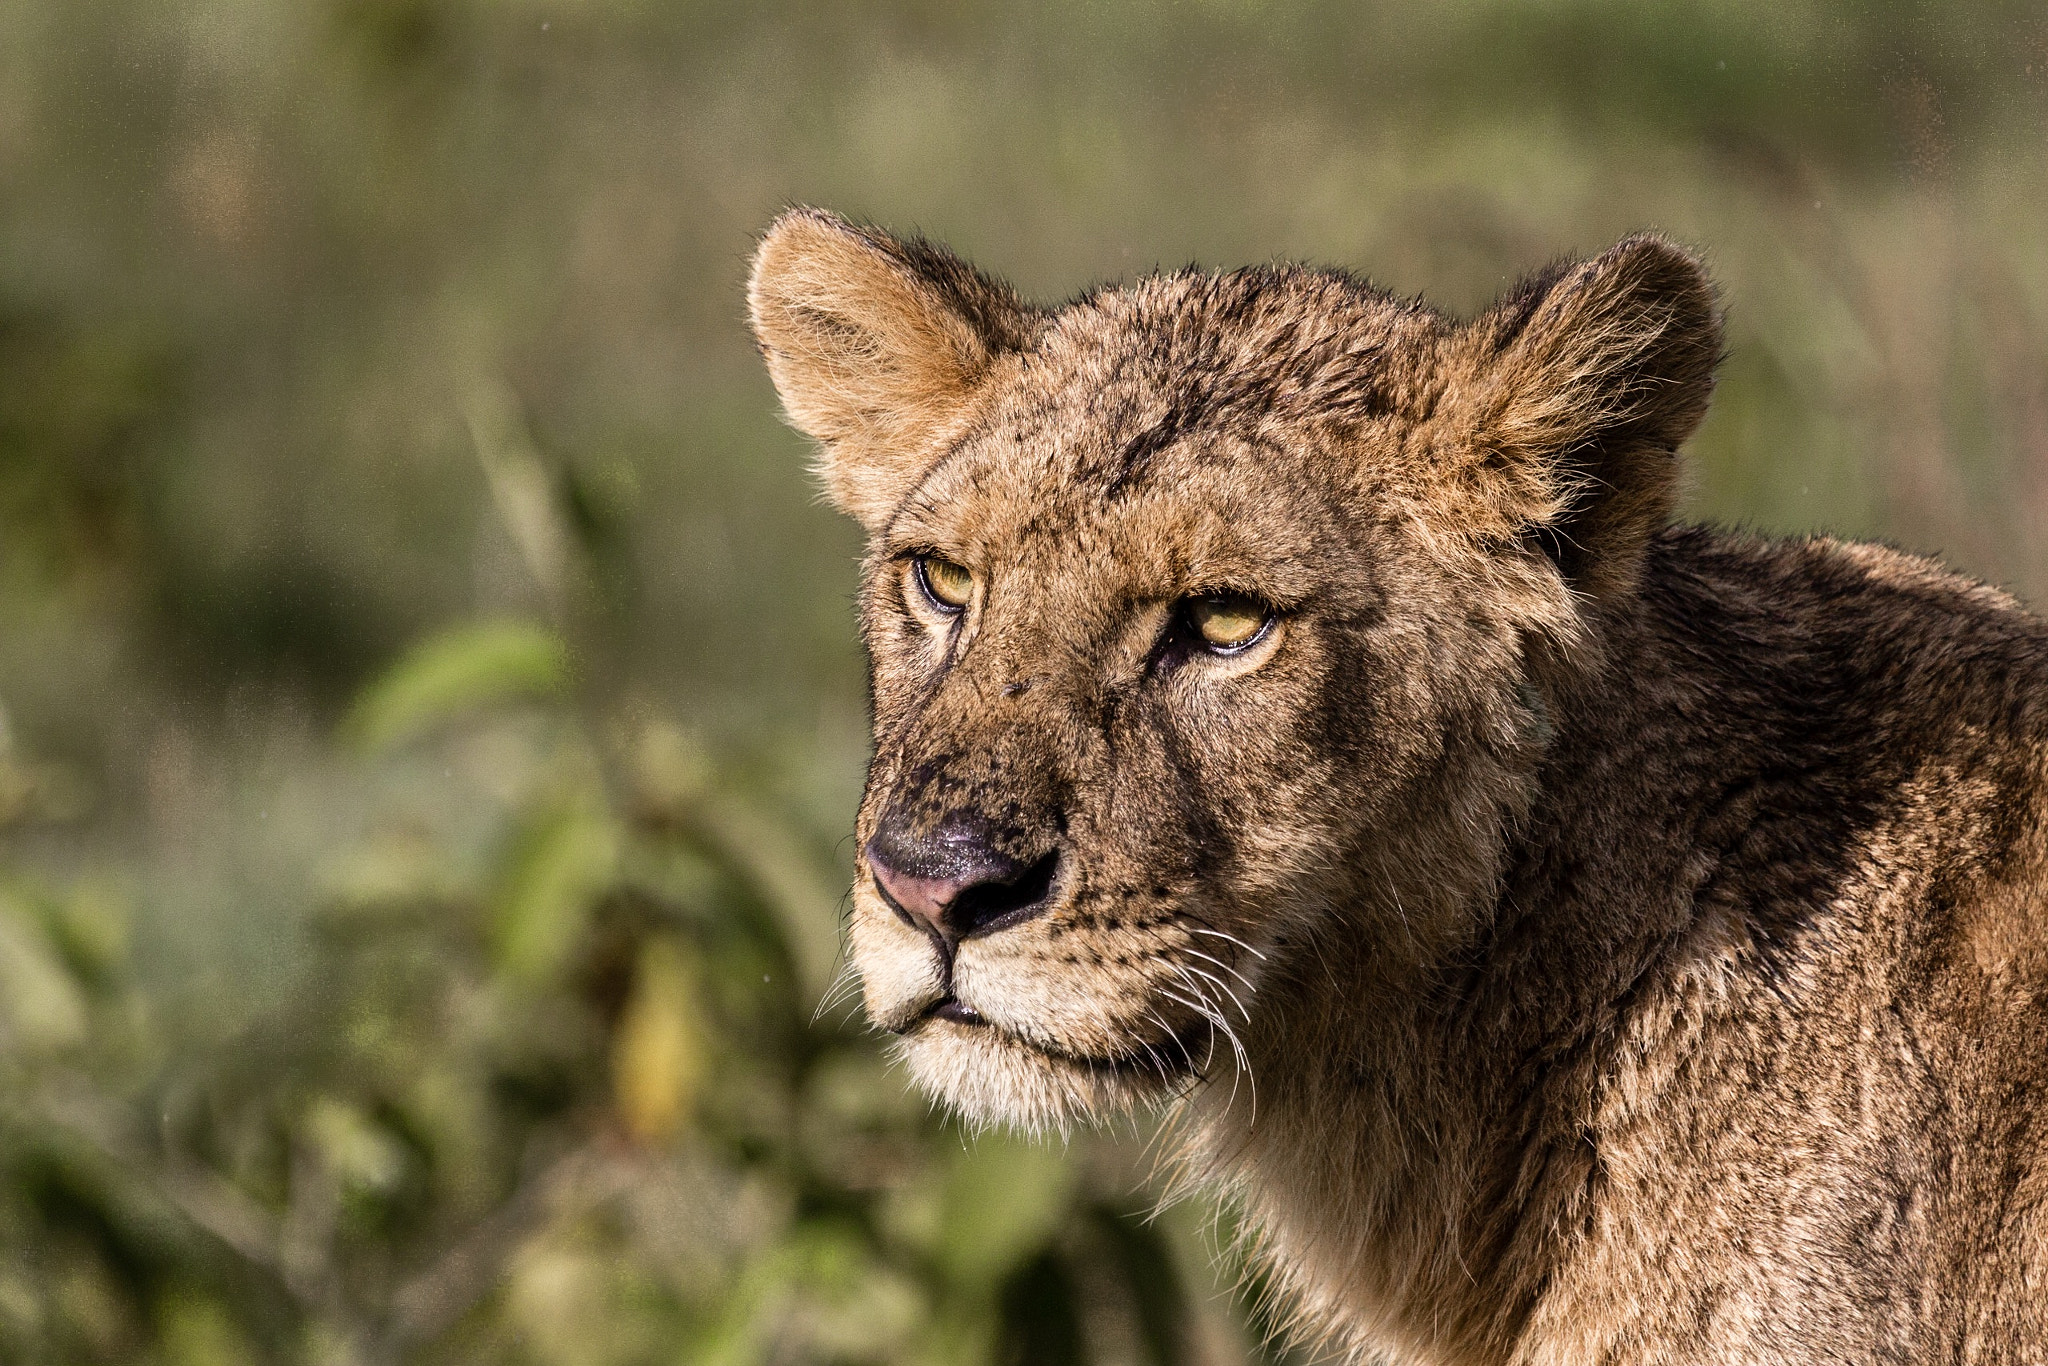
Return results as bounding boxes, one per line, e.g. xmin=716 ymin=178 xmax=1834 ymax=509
xmin=749 ymin=210 xmax=1719 ymax=1130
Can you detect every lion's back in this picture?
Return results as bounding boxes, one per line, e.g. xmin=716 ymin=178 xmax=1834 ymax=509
xmin=1515 ymin=525 xmax=2048 ymax=1361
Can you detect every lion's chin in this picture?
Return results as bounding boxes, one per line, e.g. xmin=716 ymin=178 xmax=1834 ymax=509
xmin=892 ymin=1013 xmax=1209 ymax=1132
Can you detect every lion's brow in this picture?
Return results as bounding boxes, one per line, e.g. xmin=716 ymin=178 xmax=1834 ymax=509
xmin=1099 ymin=369 xmax=1276 ymax=499
xmin=1102 ymin=392 xmax=1202 ymax=498
xmin=1096 ymin=321 xmax=1401 ymax=500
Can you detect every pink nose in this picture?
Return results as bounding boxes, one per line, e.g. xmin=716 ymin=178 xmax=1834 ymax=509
xmin=868 ymin=862 xmax=980 ymax=937
xmin=864 ymin=819 xmax=1058 ymax=943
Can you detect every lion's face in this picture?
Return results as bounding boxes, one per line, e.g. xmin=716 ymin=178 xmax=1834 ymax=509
xmin=750 ymin=212 xmax=1718 ymax=1128
xmin=852 ymin=409 xmax=1398 ymax=1125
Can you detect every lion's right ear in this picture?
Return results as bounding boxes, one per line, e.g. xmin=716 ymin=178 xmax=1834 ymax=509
xmin=748 ymin=209 xmax=1040 ymax=531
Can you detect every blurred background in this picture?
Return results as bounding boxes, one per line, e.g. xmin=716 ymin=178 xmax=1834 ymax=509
xmin=1 ymin=2 xmax=2045 ymax=1362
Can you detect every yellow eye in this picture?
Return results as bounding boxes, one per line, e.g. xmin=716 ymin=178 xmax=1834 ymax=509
xmin=1187 ymin=594 xmax=1271 ymax=652
xmin=914 ymin=555 xmax=974 ymax=612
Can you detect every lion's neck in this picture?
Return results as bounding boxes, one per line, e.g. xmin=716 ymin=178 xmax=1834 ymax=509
xmin=1179 ymin=618 xmax=1667 ymax=1366
xmin=1177 ymin=836 xmax=1536 ymax=1360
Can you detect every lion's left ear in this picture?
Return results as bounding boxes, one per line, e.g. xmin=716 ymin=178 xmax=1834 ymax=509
xmin=748 ymin=209 xmax=1042 ymax=532
xmin=1463 ymin=235 xmax=1722 ymax=599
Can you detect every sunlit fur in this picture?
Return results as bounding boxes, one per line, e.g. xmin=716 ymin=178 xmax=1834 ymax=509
xmin=751 ymin=209 xmax=2048 ymax=1365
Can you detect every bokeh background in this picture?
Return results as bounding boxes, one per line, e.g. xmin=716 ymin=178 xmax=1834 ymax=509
xmin=2 ymin=3 xmax=2046 ymax=1363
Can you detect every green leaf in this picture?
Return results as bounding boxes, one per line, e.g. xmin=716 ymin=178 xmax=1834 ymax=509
xmin=155 ymin=1290 xmax=258 ymax=1366
xmin=611 ymin=935 xmax=707 ymax=1144
xmin=46 ymin=880 xmax=130 ymax=984
xmin=491 ymin=803 xmax=619 ymax=984
xmin=345 ymin=620 xmax=569 ymax=753
xmin=303 ymin=1097 xmax=408 ymax=1196
xmin=0 ymin=890 xmax=88 ymax=1050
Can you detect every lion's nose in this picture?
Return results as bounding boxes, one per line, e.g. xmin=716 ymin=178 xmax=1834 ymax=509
xmin=865 ymin=813 xmax=1059 ymax=943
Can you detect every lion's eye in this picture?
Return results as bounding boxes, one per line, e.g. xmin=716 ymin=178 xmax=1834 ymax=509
xmin=1185 ymin=594 xmax=1272 ymax=652
xmin=914 ymin=555 xmax=974 ymax=612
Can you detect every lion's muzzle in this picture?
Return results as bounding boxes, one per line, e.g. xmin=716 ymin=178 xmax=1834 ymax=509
xmin=865 ymin=807 xmax=1062 ymax=947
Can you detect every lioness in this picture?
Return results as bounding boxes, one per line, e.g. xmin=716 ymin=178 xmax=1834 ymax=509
xmin=748 ymin=209 xmax=2048 ymax=1365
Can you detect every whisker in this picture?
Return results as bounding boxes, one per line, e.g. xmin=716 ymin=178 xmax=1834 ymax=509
xmin=1139 ymin=1004 xmax=1186 ymax=1066
xmin=1179 ymin=944 xmax=1259 ymax=995
xmin=1156 ymin=980 xmax=1254 ymax=1121
xmin=1177 ymin=1003 xmax=1222 ymax=1075
xmin=810 ymin=959 xmax=865 ymax=1024
xmin=1164 ymin=966 xmax=1234 ymax=1037
xmin=1153 ymin=984 xmax=1225 ymax=1047
xmin=1177 ymin=959 xmax=1253 ymax=1023
xmin=1138 ymin=999 xmax=1187 ymax=1081
xmin=1187 ymin=925 xmax=1268 ymax=962
xmin=1165 ymin=966 xmax=1258 ymax=1124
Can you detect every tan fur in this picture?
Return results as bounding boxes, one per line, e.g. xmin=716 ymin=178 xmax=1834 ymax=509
xmin=747 ymin=208 xmax=1044 ymax=528
xmin=750 ymin=209 xmax=2048 ymax=1365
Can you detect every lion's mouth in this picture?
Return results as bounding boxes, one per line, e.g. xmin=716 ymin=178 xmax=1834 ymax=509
xmin=927 ymin=996 xmax=985 ymax=1026
xmin=916 ymin=995 xmax=1215 ymax=1082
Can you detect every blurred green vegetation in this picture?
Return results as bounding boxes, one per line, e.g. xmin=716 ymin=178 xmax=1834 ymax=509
xmin=1 ymin=2 xmax=2045 ymax=1362
xmin=0 ymin=626 xmax=1239 ymax=1365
